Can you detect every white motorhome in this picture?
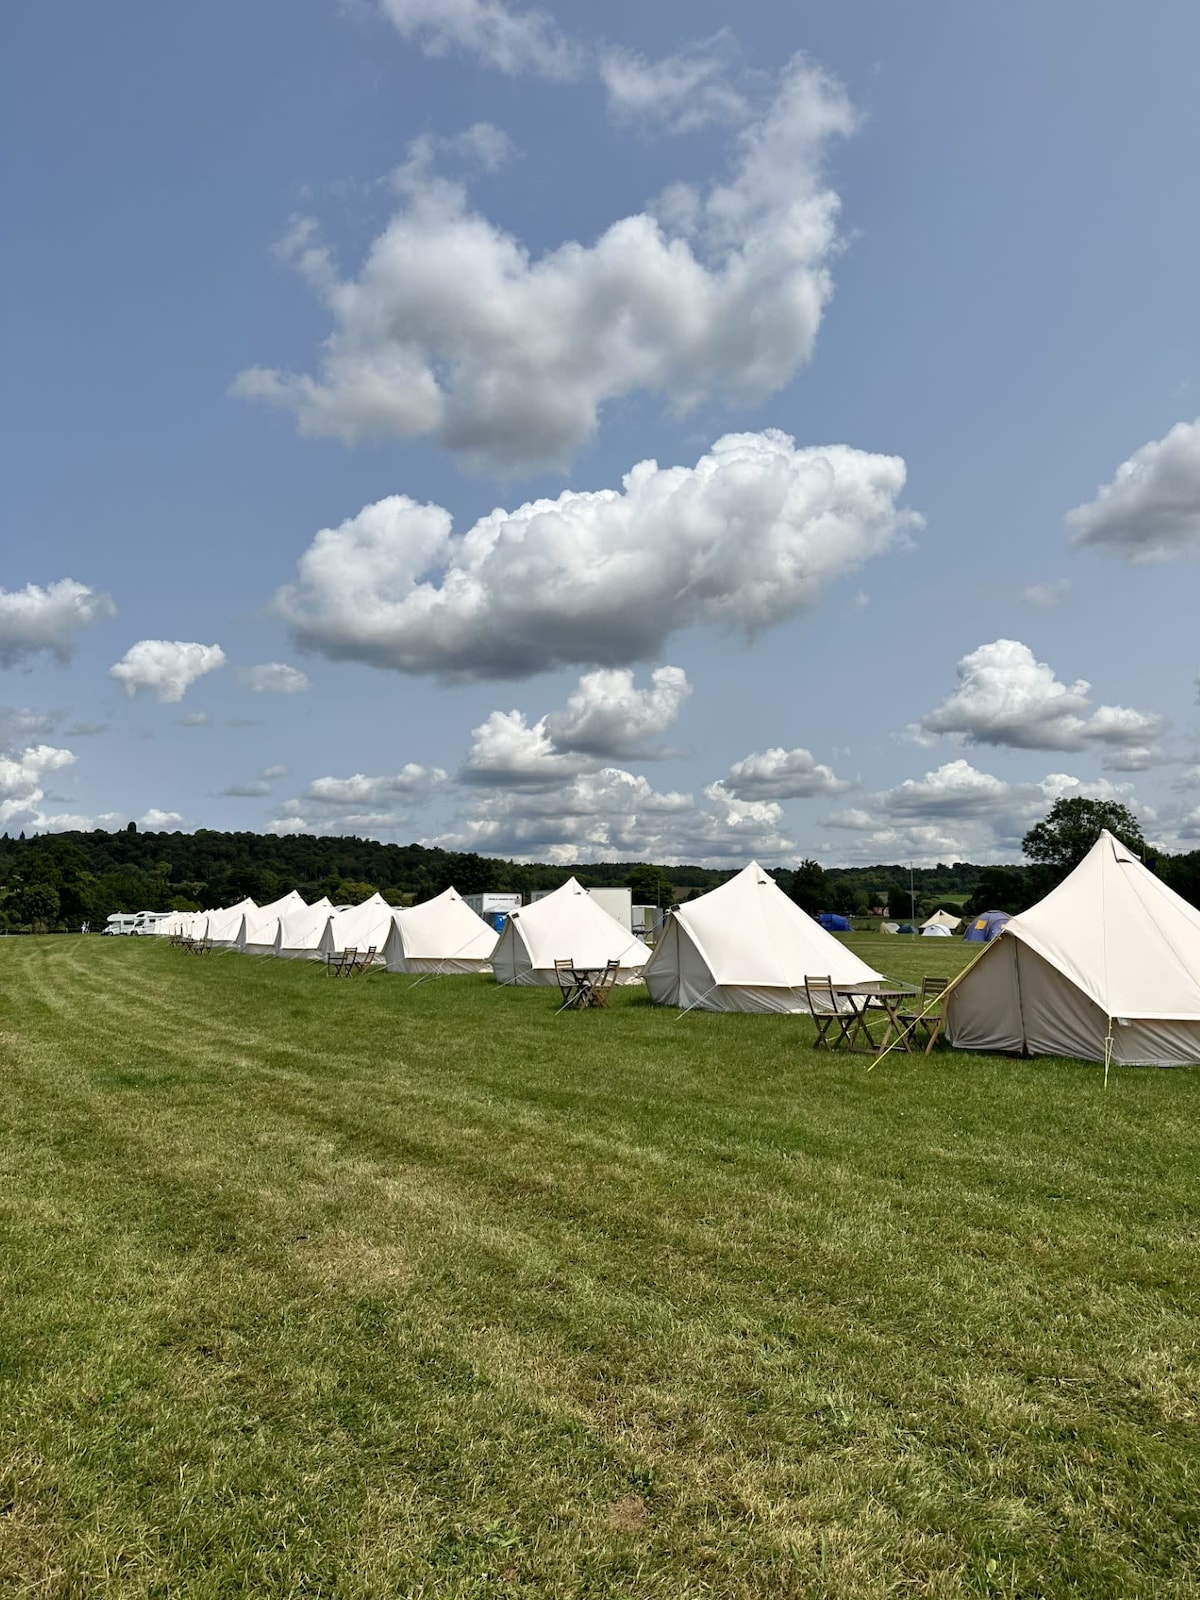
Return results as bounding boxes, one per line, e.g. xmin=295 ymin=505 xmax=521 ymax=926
xmin=103 ymin=911 xmax=170 ymax=936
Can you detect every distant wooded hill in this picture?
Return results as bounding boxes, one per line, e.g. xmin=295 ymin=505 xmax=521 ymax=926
xmin=1 ymin=824 xmax=1197 ymax=930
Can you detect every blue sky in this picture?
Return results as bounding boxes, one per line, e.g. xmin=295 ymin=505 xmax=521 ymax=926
xmin=3 ymin=0 xmax=1199 ymax=865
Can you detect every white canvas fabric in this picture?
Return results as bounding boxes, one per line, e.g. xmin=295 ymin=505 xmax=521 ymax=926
xmin=643 ymin=861 xmax=881 ymax=1013
xmin=491 ymin=878 xmax=651 ymax=985
xmin=273 ymin=898 xmax=335 ymax=960
xmin=236 ymin=891 xmax=309 ymax=955
xmin=204 ymin=898 xmax=257 ymax=948
xmin=946 ymin=831 xmax=1200 ymax=1065
xmin=382 ymin=888 xmax=496 ymax=974
xmin=318 ymin=894 xmax=395 ymax=965
xmin=921 ymin=909 xmax=962 ymax=931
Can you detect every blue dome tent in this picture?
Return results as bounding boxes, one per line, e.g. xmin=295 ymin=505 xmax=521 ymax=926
xmin=963 ymin=910 xmax=1011 ymax=942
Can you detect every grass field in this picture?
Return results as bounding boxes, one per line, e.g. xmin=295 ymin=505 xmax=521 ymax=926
xmin=2 ymin=934 xmax=1198 ymax=1598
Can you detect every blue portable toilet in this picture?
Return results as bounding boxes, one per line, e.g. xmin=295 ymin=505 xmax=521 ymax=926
xmin=963 ymin=910 xmax=1011 ymax=942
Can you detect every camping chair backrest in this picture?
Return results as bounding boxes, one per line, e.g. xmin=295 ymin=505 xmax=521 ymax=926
xmin=803 ymin=975 xmax=838 ymax=1015
xmin=589 ymin=958 xmax=621 ymax=1008
xmin=554 ymin=958 xmax=576 ymax=1006
xmin=920 ymin=975 xmax=949 ymax=1011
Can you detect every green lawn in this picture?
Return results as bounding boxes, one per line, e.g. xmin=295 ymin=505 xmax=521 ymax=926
xmin=2 ymin=935 xmax=1198 ymax=1598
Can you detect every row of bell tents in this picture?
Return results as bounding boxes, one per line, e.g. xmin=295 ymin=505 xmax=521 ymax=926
xmin=151 ymin=836 xmax=1200 ymax=1065
xmin=154 ymin=882 xmax=653 ymax=982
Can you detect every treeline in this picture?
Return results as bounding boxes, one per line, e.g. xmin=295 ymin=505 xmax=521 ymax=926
xmin=2 ymin=824 xmax=1198 ymax=932
xmin=0 ymin=827 xmax=738 ymax=930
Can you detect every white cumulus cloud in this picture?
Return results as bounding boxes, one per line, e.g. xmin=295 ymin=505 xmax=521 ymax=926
xmin=461 ymin=667 xmax=692 ymax=785
xmin=0 ymin=580 xmax=116 ymax=667
xmin=1067 ymin=419 xmax=1200 ymax=560
xmin=276 ymin=430 xmax=915 ymax=680
xmin=823 ymin=760 xmax=1143 ymax=865
xmin=238 ymin=662 xmax=310 ymax=694
xmin=718 ymin=744 xmax=852 ymax=801
xmin=461 ymin=709 xmax=583 ymax=787
xmin=919 ymin=639 xmax=1165 ymax=762
xmin=0 ymin=744 xmax=77 ymax=829
xmin=440 ymin=764 xmax=793 ymax=865
xmin=305 ymin=765 xmax=447 ymax=805
xmin=600 ymin=31 xmax=754 ymax=133
xmin=544 ymin=667 xmax=691 ymax=758
xmin=234 ymin=59 xmax=855 ymax=469
xmin=110 ymin=641 xmax=226 ymax=703
xmin=268 ymin=762 xmax=446 ymax=839
xmin=376 ymin=0 xmax=577 ymax=78
xmin=140 ymin=808 xmax=186 ymax=830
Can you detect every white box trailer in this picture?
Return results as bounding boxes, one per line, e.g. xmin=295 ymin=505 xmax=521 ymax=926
xmin=461 ymin=892 xmax=522 ymax=931
xmin=528 ymin=886 xmax=633 ymax=932
xmin=632 ymin=903 xmax=664 ymax=938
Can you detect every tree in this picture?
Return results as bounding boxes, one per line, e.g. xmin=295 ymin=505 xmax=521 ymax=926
xmin=1022 ymin=798 xmax=1146 ymax=888
xmin=626 ymin=864 xmax=675 ymax=908
xmin=966 ymin=865 xmax=1034 ymax=917
xmin=330 ymin=880 xmax=377 ymax=906
xmin=789 ymin=859 xmax=826 ymax=915
xmin=18 ymin=881 xmax=60 ymax=927
xmin=889 ymin=879 xmax=915 ymax=922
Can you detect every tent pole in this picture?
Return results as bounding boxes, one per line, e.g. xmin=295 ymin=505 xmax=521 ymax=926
xmin=1103 ymin=1022 xmax=1113 ymax=1090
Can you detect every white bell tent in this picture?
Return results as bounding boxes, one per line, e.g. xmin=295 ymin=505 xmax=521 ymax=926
xmin=318 ymin=894 xmax=395 ymax=965
xmin=382 ymin=888 xmax=496 ymax=974
xmin=236 ymin=891 xmax=309 ymax=956
xmin=920 ymin=909 xmax=962 ymax=932
xmin=945 ymin=831 xmax=1200 ymax=1066
xmin=204 ymin=897 xmax=257 ymax=948
xmin=273 ymin=898 xmax=334 ymax=960
xmin=491 ymin=878 xmax=651 ymax=985
xmin=643 ymin=861 xmax=881 ymax=1013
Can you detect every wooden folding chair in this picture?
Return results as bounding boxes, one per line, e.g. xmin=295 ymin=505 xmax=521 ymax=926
xmin=587 ymin=958 xmax=622 ymax=1008
xmin=349 ymin=945 xmax=377 ymax=975
xmin=804 ymin=975 xmax=852 ymax=1048
xmin=896 ymin=977 xmax=949 ymax=1053
xmin=327 ymin=946 xmax=358 ymax=976
xmin=554 ymin=958 xmax=582 ymax=1009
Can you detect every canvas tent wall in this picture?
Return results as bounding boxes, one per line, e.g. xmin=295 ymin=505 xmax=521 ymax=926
xmin=319 ymin=894 xmax=395 ymax=965
xmin=642 ymin=862 xmax=881 ymax=1014
xmin=491 ymin=878 xmax=651 ymax=986
xmin=237 ymin=892 xmax=309 ymax=956
xmin=945 ymin=830 xmax=1200 ymax=1066
xmin=273 ymin=899 xmax=334 ymax=960
xmin=204 ymin=898 xmax=257 ymax=948
xmin=382 ymin=887 xmax=496 ymax=974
